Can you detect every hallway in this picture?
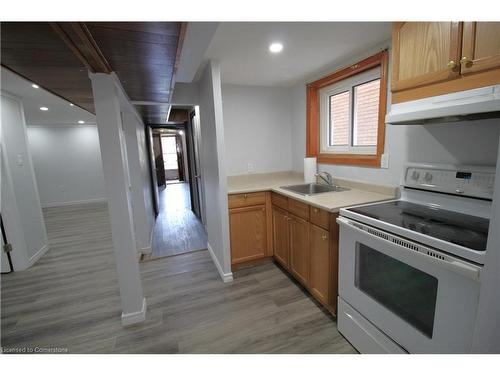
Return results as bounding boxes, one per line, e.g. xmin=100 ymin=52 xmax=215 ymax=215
xmin=151 ymin=182 xmax=207 ymax=258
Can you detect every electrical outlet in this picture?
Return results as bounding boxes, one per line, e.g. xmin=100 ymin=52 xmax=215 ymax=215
xmin=247 ymin=163 xmax=255 ymax=173
xmin=381 ymin=153 xmax=389 ymax=169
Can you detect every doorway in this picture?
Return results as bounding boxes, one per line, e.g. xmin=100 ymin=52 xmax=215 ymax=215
xmin=147 ymin=106 xmax=206 ymax=259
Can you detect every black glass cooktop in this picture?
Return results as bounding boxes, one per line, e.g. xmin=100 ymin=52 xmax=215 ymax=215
xmin=347 ymin=201 xmax=489 ymax=251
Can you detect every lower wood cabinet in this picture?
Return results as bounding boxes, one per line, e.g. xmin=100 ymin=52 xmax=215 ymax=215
xmin=289 ymin=214 xmax=310 ymax=287
xmin=272 ymin=206 xmax=289 ymax=268
xmin=229 ymin=204 xmax=267 ymax=264
xmin=229 ymin=191 xmax=339 ymax=314
xmin=309 ymin=224 xmax=331 ymax=306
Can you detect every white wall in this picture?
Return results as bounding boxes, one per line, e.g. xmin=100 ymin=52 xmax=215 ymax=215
xmin=199 ymin=61 xmax=233 ymax=282
xmin=222 ymin=84 xmax=293 ymax=175
xmin=290 ymin=47 xmax=500 ymax=186
xmin=1 ymin=93 xmax=48 ymax=270
xmin=27 ymin=125 xmax=107 ymax=207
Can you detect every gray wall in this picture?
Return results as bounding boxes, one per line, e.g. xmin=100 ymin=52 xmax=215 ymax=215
xmin=198 ymin=61 xmax=233 ymax=281
xmin=222 ymin=84 xmax=293 ymax=176
xmin=1 ymin=93 xmax=48 ymax=270
xmin=27 ymin=125 xmax=107 ymax=207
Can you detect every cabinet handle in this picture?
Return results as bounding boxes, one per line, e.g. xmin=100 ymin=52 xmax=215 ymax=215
xmin=313 ymin=208 xmax=318 ymax=213
xmin=321 ymin=234 xmax=327 ymax=240
xmin=460 ymin=56 xmax=473 ymax=67
xmin=244 ymin=194 xmax=248 ymax=199
xmin=446 ymin=60 xmax=457 ymax=69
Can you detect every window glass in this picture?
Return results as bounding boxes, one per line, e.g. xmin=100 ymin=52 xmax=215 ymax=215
xmin=329 ymin=91 xmax=350 ymax=146
xmin=353 ymin=79 xmax=380 ymax=147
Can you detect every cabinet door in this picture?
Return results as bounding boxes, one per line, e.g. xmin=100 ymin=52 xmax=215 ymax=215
xmin=272 ymin=206 xmax=289 ymax=268
xmin=461 ymin=22 xmax=500 ymax=75
xmin=229 ymin=205 xmax=267 ymax=264
xmin=392 ymin=22 xmax=462 ymax=92
xmin=289 ymin=214 xmax=310 ymax=287
xmin=309 ymin=224 xmax=330 ymax=306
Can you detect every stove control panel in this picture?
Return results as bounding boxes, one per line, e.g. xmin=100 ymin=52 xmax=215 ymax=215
xmin=404 ymin=164 xmax=495 ymax=200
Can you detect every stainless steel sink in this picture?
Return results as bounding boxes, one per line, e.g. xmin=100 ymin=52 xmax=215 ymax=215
xmin=280 ymin=183 xmax=350 ymax=196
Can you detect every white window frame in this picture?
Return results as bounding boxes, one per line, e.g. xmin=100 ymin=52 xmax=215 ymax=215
xmin=319 ymin=67 xmax=381 ymax=155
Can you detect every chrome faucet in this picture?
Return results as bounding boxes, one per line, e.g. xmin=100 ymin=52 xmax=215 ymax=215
xmin=316 ymin=171 xmax=333 ymax=186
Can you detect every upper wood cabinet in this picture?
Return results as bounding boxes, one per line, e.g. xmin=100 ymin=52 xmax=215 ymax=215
xmin=391 ymin=22 xmax=500 ymax=103
xmin=461 ymin=22 xmax=500 ymax=75
xmin=391 ymin=22 xmax=462 ymax=92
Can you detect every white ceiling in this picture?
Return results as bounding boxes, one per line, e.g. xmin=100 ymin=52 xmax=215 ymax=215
xmin=203 ymin=22 xmax=392 ymax=86
xmin=1 ymin=67 xmax=96 ymax=126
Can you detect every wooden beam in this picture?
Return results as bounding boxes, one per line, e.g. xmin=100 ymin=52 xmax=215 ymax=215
xmin=169 ymin=22 xmax=188 ymax=101
xmin=50 ymin=22 xmax=112 ymax=74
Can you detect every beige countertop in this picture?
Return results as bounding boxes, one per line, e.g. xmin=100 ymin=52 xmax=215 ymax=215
xmin=227 ymin=171 xmax=397 ymax=213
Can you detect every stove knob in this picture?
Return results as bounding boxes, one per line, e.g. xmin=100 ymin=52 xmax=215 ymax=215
xmin=424 ymin=172 xmax=433 ymax=183
xmin=411 ymin=170 xmax=420 ymax=181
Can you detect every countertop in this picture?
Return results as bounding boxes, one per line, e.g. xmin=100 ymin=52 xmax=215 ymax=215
xmin=227 ymin=171 xmax=397 ymax=213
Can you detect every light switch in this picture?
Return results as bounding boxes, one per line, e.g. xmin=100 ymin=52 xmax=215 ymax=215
xmin=381 ymin=153 xmax=389 ymax=169
xmin=16 ymin=153 xmax=24 ymax=166
xmin=247 ymin=163 xmax=255 ymax=173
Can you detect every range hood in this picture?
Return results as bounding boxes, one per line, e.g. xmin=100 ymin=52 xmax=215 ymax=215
xmin=385 ymin=84 xmax=500 ymax=125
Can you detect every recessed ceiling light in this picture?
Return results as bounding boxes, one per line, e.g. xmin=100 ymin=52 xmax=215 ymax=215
xmin=269 ymin=42 xmax=284 ymax=53
xmin=32 ymin=84 xmax=39 ymax=89
xmin=78 ymin=120 xmax=85 ymax=124
xmin=70 ymin=103 xmax=74 ymax=107
xmin=40 ymin=107 xmax=48 ymax=111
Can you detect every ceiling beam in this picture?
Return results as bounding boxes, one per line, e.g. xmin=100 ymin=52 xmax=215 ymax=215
xmin=50 ymin=22 xmax=112 ymax=74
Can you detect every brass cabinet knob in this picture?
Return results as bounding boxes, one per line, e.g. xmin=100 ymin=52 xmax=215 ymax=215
xmin=446 ymin=60 xmax=457 ymax=69
xmin=322 ymin=234 xmax=327 ymax=240
xmin=460 ymin=56 xmax=473 ymax=67
xmin=313 ymin=208 xmax=318 ymax=213
xmin=244 ymin=194 xmax=248 ymax=199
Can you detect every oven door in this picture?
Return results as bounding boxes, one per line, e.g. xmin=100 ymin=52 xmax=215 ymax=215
xmin=337 ymin=216 xmax=482 ymax=353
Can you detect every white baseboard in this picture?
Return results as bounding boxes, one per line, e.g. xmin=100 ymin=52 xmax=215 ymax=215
xmin=121 ymin=298 xmax=147 ymax=326
xmin=28 ymin=244 xmax=49 ymax=267
xmin=42 ymin=198 xmax=107 ymax=208
xmin=207 ymin=242 xmax=233 ymax=283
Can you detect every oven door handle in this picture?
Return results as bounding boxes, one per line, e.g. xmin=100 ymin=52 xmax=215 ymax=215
xmin=337 ymin=216 xmax=481 ymax=281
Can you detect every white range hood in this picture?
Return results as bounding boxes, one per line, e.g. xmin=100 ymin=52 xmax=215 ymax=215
xmin=385 ymin=84 xmax=500 ymax=125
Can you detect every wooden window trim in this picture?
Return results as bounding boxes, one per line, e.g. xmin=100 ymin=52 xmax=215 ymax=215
xmin=306 ymin=50 xmax=389 ymax=167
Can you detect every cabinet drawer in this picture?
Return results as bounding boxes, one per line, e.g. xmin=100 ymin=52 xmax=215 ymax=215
xmin=271 ymin=192 xmax=288 ymax=210
xmin=228 ymin=192 xmax=266 ymax=208
xmin=310 ymin=206 xmax=330 ymax=230
xmin=288 ymin=198 xmax=309 ymax=220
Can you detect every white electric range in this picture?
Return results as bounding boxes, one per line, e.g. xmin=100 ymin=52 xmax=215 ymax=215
xmin=336 ymin=163 xmax=495 ymax=354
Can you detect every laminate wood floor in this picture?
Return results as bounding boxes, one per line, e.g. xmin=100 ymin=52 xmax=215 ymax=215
xmin=151 ymin=182 xmax=207 ymax=259
xmin=1 ymin=202 xmax=355 ymax=354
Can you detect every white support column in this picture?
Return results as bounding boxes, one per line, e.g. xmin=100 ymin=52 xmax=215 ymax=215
xmin=89 ymin=73 xmax=146 ymax=326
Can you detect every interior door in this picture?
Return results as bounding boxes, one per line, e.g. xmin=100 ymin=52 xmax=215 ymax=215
xmin=461 ymin=22 xmax=500 ymax=75
xmin=152 ymin=132 xmax=166 ymax=187
xmin=175 ymin=134 xmax=185 ymax=181
xmin=391 ymin=22 xmax=462 ymax=92
xmin=186 ymin=111 xmax=201 ymax=219
xmin=146 ymin=126 xmax=159 ymax=216
xmin=191 ymin=109 xmax=205 ymax=223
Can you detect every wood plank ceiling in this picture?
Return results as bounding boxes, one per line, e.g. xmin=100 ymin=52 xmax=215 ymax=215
xmin=1 ymin=22 xmax=185 ymax=124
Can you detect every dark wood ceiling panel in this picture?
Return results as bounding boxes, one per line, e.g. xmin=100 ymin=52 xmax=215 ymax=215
xmin=86 ymin=22 xmax=182 ymax=104
xmin=135 ymin=104 xmax=171 ymax=125
xmin=1 ymin=22 xmax=95 ymax=113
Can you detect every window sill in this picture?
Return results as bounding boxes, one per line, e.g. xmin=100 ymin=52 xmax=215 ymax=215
xmin=317 ymin=152 xmax=382 ymax=167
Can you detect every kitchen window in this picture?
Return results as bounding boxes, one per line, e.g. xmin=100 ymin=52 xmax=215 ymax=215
xmin=307 ymin=50 xmax=388 ymax=166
